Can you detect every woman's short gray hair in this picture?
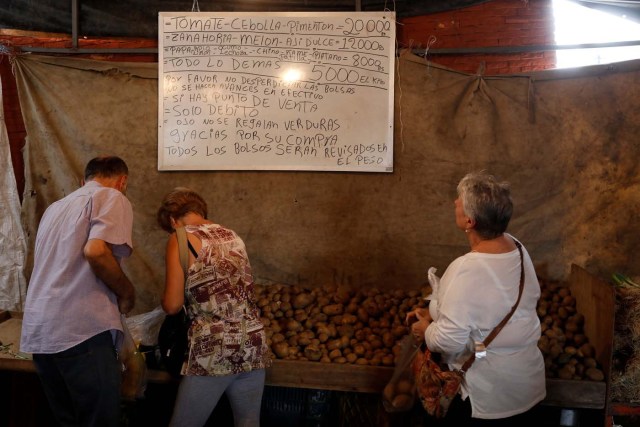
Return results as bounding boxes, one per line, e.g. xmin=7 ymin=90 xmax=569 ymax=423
xmin=457 ymin=172 xmax=513 ymax=240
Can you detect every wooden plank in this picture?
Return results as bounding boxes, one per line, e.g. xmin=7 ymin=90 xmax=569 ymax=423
xmin=0 ymin=357 xmax=34 ymax=373
xmin=569 ymin=264 xmax=615 ymax=378
xmin=265 ymin=359 xmax=393 ymax=393
xmin=0 ymin=311 xmax=29 ymax=363
xmin=544 ymin=378 xmax=607 ymax=409
xmin=0 ymin=310 xmax=36 ymax=372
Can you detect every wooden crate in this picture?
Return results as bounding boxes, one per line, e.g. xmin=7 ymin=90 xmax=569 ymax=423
xmin=542 ymin=265 xmax=615 ymax=409
xmin=262 ymin=264 xmax=615 ymax=410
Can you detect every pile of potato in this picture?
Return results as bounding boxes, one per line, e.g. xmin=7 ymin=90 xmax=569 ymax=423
xmin=255 ymin=278 xmax=605 ymax=382
xmin=254 ymin=283 xmax=428 ymax=366
xmin=536 ymin=278 xmax=604 ymax=381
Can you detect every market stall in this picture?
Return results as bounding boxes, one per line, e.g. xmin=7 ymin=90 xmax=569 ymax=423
xmin=0 ymin=264 xmax=615 ymax=425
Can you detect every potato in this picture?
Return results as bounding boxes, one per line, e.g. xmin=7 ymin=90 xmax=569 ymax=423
xmin=572 ymin=334 xmax=587 ymax=346
xmin=549 ymin=343 xmax=563 ymax=359
xmin=292 ymin=293 xmax=315 ymax=309
xmin=586 ymin=367 xmax=604 ymax=381
xmin=391 ymin=325 xmax=407 ymax=337
xmin=557 ymin=307 xmax=569 ymax=319
xmin=333 ymin=288 xmax=352 ymax=304
xmin=304 ymin=345 xmax=323 ymax=361
xmin=326 ymin=339 xmax=343 ymax=351
xmin=381 ymin=355 xmax=395 ymax=366
xmin=558 ymin=364 xmax=576 ymax=380
xmin=345 ymin=302 xmax=358 ymax=314
xmin=584 ymin=358 xmax=597 ymax=369
xmin=297 ymin=335 xmax=312 ymax=347
xmin=341 ymin=314 xmax=358 ymax=325
xmin=383 ymin=383 xmax=395 ymax=402
xmin=391 ymin=394 xmax=413 ymax=410
xmin=363 ymin=298 xmax=381 ymax=317
xmin=317 ymin=296 xmax=331 ymax=307
xmin=322 ymin=304 xmax=344 ymax=316
xmin=340 ymin=335 xmax=350 ymax=348
xmin=356 ymin=307 xmax=369 ymax=323
xmin=370 ymin=338 xmax=384 ymax=350
xmin=272 ymin=342 xmax=289 ymax=358
xmin=346 ymin=353 xmax=358 ymax=364
xmin=396 ymin=379 xmax=414 ymax=395
xmin=294 ymin=310 xmax=308 ymax=323
xmin=564 ymin=321 xmax=579 ymax=333
xmin=382 ymin=331 xmax=395 ymax=348
xmin=286 ymin=319 xmax=302 ymax=332
xmin=578 ymin=343 xmax=594 ymax=358
xmin=271 ymin=333 xmax=285 ymax=344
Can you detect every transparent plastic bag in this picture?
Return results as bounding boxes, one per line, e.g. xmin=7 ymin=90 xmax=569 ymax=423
xmin=124 ymin=306 xmax=166 ymax=346
xmin=120 ymin=314 xmax=148 ymax=401
xmin=382 ymin=335 xmax=420 ymax=413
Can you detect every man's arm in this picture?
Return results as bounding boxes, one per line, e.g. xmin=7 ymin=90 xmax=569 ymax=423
xmin=84 ymin=238 xmax=135 ymax=314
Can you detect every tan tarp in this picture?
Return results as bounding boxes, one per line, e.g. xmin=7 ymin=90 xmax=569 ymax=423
xmin=0 ymin=73 xmax=27 ymax=311
xmin=10 ymin=53 xmax=640 ymax=314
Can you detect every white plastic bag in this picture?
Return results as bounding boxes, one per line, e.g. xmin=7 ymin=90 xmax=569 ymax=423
xmin=425 ymin=267 xmax=441 ymax=314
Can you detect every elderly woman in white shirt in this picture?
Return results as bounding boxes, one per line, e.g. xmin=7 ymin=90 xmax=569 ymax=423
xmin=409 ymin=172 xmax=546 ymax=426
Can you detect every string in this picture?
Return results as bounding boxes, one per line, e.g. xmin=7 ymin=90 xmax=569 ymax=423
xmin=423 ymin=35 xmax=437 ymax=76
xmin=390 ymin=0 xmax=405 ymax=164
xmin=396 ymin=37 xmax=405 ymax=155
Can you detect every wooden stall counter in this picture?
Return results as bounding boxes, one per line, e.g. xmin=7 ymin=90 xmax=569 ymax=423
xmin=0 ymin=311 xmax=32 ymax=372
xmin=0 ymin=264 xmax=615 ymax=415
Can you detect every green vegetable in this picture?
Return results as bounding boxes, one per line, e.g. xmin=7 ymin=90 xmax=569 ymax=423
xmin=612 ymin=273 xmax=640 ymax=289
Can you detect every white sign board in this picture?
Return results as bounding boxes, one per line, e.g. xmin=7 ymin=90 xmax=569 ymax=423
xmin=158 ymin=11 xmax=395 ymax=172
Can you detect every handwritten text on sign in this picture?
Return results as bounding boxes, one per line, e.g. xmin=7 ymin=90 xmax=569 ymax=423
xmin=158 ymin=12 xmax=395 ymax=172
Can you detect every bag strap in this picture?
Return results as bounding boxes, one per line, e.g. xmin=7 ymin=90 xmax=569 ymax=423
xmin=175 ymin=227 xmax=214 ymax=320
xmin=175 ymin=227 xmax=190 ymax=281
xmin=460 ymin=239 xmax=525 ymax=372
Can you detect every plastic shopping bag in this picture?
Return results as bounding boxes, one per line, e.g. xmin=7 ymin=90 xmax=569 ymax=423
xmin=120 ymin=314 xmax=148 ymax=401
xmin=124 ymin=306 xmax=166 ymax=346
xmin=382 ymin=335 xmax=420 ymax=413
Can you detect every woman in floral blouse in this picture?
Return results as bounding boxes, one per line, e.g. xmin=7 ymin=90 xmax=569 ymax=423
xmin=158 ymin=187 xmax=270 ymax=427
